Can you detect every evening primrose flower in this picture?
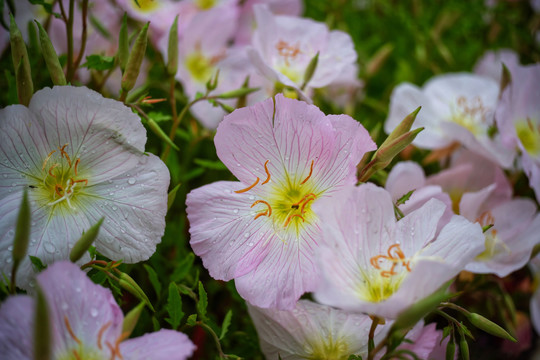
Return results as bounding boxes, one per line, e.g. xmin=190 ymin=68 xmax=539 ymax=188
xmin=186 ymin=94 xmax=376 ymax=309
xmin=248 ymin=4 xmax=357 ymax=92
xmin=384 ymin=73 xmax=514 ymax=167
xmin=0 ymin=86 xmax=169 ymax=289
xmin=0 ymin=261 xmax=195 ymax=360
xmin=313 ymin=184 xmax=484 ymax=319
xmin=496 ymin=64 xmax=540 ymax=201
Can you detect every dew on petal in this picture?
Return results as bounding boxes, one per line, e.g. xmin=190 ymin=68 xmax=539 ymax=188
xmin=43 ymin=242 xmax=56 ymax=254
xmin=128 ymin=178 xmax=136 ymax=185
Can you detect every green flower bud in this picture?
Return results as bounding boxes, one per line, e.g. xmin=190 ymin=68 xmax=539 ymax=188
xmin=35 ymin=21 xmax=66 ymax=86
xmin=118 ymin=13 xmax=129 ymax=72
xmin=10 ymin=14 xmax=33 ymax=106
xmin=122 ymin=302 xmax=145 ymax=337
xmin=167 ymin=15 xmax=179 ymax=77
xmin=119 ymin=272 xmax=155 ymax=312
xmin=34 ymin=286 xmax=52 ymax=360
xmin=466 ymin=313 xmax=516 ymax=342
xmin=69 ymin=218 xmax=104 ymax=263
xmin=121 ymin=22 xmax=149 ymax=94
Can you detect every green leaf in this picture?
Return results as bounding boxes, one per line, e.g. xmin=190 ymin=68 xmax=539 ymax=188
xmin=396 ymin=190 xmax=415 ymax=206
xmin=34 ymin=286 xmax=52 ymax=360
xmin=69 ymin=218 xmax=104 ymax=262
xmin=186 ymin=314 xmax=197 ymax=326
xmin=171 ymin=253 xmax=195 ymax=282
xmin=81 ymin=54 xmax=115 ymax=71
xmin=219 ymin=310 xmax=233 ymax=340
xmin=143 ymin=264 xmax=162 ymax=298
xmin=167 ymin=183 xmax=181 ymax=211
xmin=147 ymin=111 xmax=172 ymax=122
xmin=28 ymin=255 xmax=46 ymax=272
xmin=28 ymin=0 xmax=53 ymax=13
xmin=194 ymin=158 xmax=228 ymax=171
xmin=197 ymin=281 xmax=208 ymax=321
xmin=165 ymin=282 xmax=184 ymax=330
xmin=146 ymin=118 xmax=179 ymax=151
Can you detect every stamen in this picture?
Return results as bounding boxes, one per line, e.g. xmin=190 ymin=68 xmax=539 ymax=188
xmin=300 ymin=160 xmax=314 ymax=185
xmin=97 ymin=321 xmax=112 ymax=350
xmin=72 ymin=178 xmax=88 ymax=186
xmin=234 ymin=177 xmax=260 ymax=193
xmin=370 ymin=244 xmax=411 ymax=277
xmin=55 ymin=184 xmax=64 ymax=197
xmin=300 ymin=195 xmax=316 ymax=214
xmin=476 ymin=211 xmax=495 ymax=226
xmin=283 ymin=213 xmax=304 ymax=228
xmin=291 ymin=193 xmax=316 ymax=208
xmin=48 ymin=163 xmax=59 ymax=177
xmin=42 ymin=150 xmax=56 ymax=171
xmin=72 ymin=350 xmax=82 ymax=360
xmin=261 ymin=160 xmax=271 ymax=185
xmin=106 ymin=342 xmax=117 ymax=360
xmin=113 ymin=332 xmax=129 ymax=360
xmin=250 ymin=200 xmax=272 ymax=216
xmin=74 ymin=158 xmax=80 ymax=176
xmin=64 ymin=316 xmax=81 ymax=345
xmin=59 ymin=143 xmax=72 ymax=167
xmin=254 ymin=211 xmax=269 ymax=220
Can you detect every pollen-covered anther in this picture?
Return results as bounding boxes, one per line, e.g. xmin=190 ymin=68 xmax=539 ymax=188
xmin=283 ymin=213 xmax=305 ymax=228
xmin=59 ymin=143 xmax=72 ymax=167
xmin=251 ymin=200 xmax=272 ymax=220
xmin=74 ymin=158 xmax=81 ymax=176
xmin=300 ymin=194 xmax=316 ymax=214
xmin=370 ymin=244 xmax=411 ymax=278
xmin=48 ymin=163 xmax=59 ymax=177
xmin=64 ymin=316 xmax=82 ymax=345
xmin=72 ymin=178 xmax=88 ymax=186
xmin=300 ymin=160 xmax=314 ymax=185
xmin=261 ymin=160 xmax=271 ymax=185
xmin=276 ymin=40 xmax=302 ymax=66
xmin=97 ymin=321 xmax=112 ymax=350
xmin=476 ymin=211 xmax=495 ymax=227
xmin=234 ymin=177 xmax=260 ymax=193
xmin=42 ymin=150 xmax=56 ymax=171
xmin=55 ymin=184 xmax=64 ymax=197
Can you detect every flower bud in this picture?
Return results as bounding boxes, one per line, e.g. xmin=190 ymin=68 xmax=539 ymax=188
xmin=301 ymin=51 xmax=319 ymax=90
xmin=119 ymin=272 xmax=155 ymax=311
xmin=69 ymin=217 xmax=104 ymax=263
xmin=10 ymin=14 xmax=33 ymax=106
xmin=466 ymin=313 xmax=516 ymax=342
xmin=166 ymin=15 xmax=179 ymax=77
xmin=118 ymin=13 xmax=129 ymax=72
xmin=34 ymin=285 xmax=52 ymax=360
xmin=121 ymin=22 xmax=149 ymax=93
xmin=35 ymin=21 xmax=66 ymax=86
xmin=122 ymin=302 xmax=145 ymax=337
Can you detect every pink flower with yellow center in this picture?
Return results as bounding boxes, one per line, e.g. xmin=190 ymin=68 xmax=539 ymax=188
xmin=0 ymin=261 xmax=195 ymax=360
xmin=186 ymin=94 xmax=375 ymax=309
xmin=0 ymin=86 xmax=169 ymax=289
xmin=313 ymin=183 xmax=484 ymax=319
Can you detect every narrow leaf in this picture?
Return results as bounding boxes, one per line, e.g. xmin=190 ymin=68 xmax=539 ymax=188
xmin=219 ymin=310 xmax=233 ymax=340
xmin=197 ymin=281 xmax=208 ymax=321
xmin=143 ymin=264 xmax=162 ymax=298
xmin=166 ymin=282 xmax=184 ymax=330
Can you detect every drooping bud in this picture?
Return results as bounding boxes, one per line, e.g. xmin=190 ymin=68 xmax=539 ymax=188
xmin=446 ymin=338 xmax=455 ymax=360
xmin=466 ymin=312 xmax=516 ymax=342
xmin=121 ymin=22 xmax=149 ymax=95
xmin=206 ymin=69 xmax=219 ymax=92
xmin=69 ymin=217 xmax=104 ymax=262
xmin=166 ymin=15 xmax=179 ymax=77
xmin=10 ymin=14 xmax=33 ymax=106
xmin=119 ymin=272 xmax=155 ymax=311
xmin=147 ymin=118 xmax=179 ymax=151
xmin=35 ymin=21 xmax=66 ymax=86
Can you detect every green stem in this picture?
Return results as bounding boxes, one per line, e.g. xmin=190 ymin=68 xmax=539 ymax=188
xmin=72 ymin=0 xmax=88 ymax=71
xmin=440 ymin=302 xmax=471 ymax=316
xmin=367 ymin=316 xmax=382 ymax=360
xmin=197 ymin=321 xmax=228 ymax=359
xmin=65 ymin=0 xmax=75 ymax=82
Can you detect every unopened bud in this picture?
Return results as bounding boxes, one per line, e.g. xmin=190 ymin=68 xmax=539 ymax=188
xmin=122 ymin=302 xmax=145 ymax=337
xmin=121 ymin=22 xmax=149 ymax=93
xmin=466 ymin=313 xmax=516 ymax=342
xmin=166 ymin=15 xmax=179 ymax=77
xmin=10 ymin=15 xmax=33 ymax=106
xmin=301 ymin=51 xmax=319 ymax=90
xmin=35 ymin=21 xmax=66 ymax=86
xmin=118 ymin=13 xmax=129 ymax=72
xmin=147 ymin=118 xmax=179 ymax=151
xmin=119 ymin=272 xmax=155 ymax=311
xmin=34 ymin=285 xmax=52 ymax=360
xmin=69 ymin=218 xmax=103 ymax=263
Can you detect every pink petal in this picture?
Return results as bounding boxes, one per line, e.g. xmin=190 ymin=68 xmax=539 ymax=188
xmin=120 ymin=329 xmax=195 ymax=360
xmin=0 ymin=295 xmax=34 ymax=360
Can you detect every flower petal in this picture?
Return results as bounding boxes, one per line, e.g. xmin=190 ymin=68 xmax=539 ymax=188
xmin=120 ymin=329 xmax=195 ymax=360
xmin=0 ymin=295 xmax=34 ymax=360
xmin=37 ymin=261 xmax=123 ymax=357
xmin=80 ymin=153 xmax=169 ymax=263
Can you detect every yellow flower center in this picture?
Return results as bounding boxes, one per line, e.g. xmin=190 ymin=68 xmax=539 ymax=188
xmin=306 ymin=335 xmax=351 ymax=360
xmin=235 ymin=159 xmax=319 ymax=240
xmin=515 ymin=118 xmax=540 ymax=157
xmin=357 ymin=244 xmax=411 ymax=303
xmin=449 ymin=96 xmax=488 ymax=136
xmin=196 ymin=0 xmax=217 ymax=10
xmin=130 ymin=0 xmax=159 ymax=12
xmin=185 ymin=50 xmax=224 ymax=83
xmin=32 ymin=144 xmax=89 ymax=211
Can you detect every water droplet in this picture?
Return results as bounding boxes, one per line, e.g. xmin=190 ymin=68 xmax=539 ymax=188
xmin=233 ymin=209 xmax=239 ymax=214
xmin=6 ymin=258 xmax=12 ymax=264
xmin=43 ymin=242 xmax=56 ymax=253
xmin=2 ymin=174 xmax=7 ymax=178
xmin=109 ymin=192 xmax=115 ymax=196
xmin=112 ymin=206 xmax=118 ymax=211
xmin=128 ymin=178 xmax=136 ymax=185
xmin=247 ymin=242 xmax=254 ymax=246
xmin=248 ymin=195 xmax=255 ymax=200
xmin=236 ymin=163 xmax=241 ymax=167
xmin=244 ymin=232 xmax=250 ymax=238
xmin=29 ymin=280 xmax=36 ymax=288
xmin=120 ymin=228 xmax=126 ymax=234
xmin=90 ymin=308 xmax=98 ymax=317
xmin=7 ymin=245 xmax=13 ymax=252
xmin=61 ymin=302 xmax=68 ymax=310
xmin=75 ymin=287 xmax=82 ymax=293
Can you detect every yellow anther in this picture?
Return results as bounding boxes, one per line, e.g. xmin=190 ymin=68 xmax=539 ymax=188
xmin=261 ymin=160 xmax=271 ymax=185
xmin=41 ymin=150 xmax=56 ymax=171
xmin=97 ymin=321 xmax=112 ymax=350
xmin=300 ymin=160 xmax=314 ymax=185
xmin=234 ymin=177 xmax=260 ymax=193
xmin=283 ymin=213 xmax=305 ymax=228
xmin=251 ymin=200 xmax=272 ymax=217
xmin=64 ymin=316 xmax=81 ymax=345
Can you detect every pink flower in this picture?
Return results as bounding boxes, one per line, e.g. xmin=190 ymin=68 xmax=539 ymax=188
xmin=474 ymin=49 xmax=521 ymax=84
xmin=248 ymin=300 xmax=385 ymax=359
xmin=384 ymin=73 xmax=514 ymax=167
xmin=186 ymin=94 xmax=375 ymax=309
xmin=0 ymin=261 xmax=195 ymax=360
xmin=496 ymin=64 xmax=540 ymax=201
xmin=313 ymin=183 xmax=484 ymax=319
xmin=248 ymin=5 xmax=357 ymax=92
xmin=0 ymin=86 xmax=169 ymax=289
